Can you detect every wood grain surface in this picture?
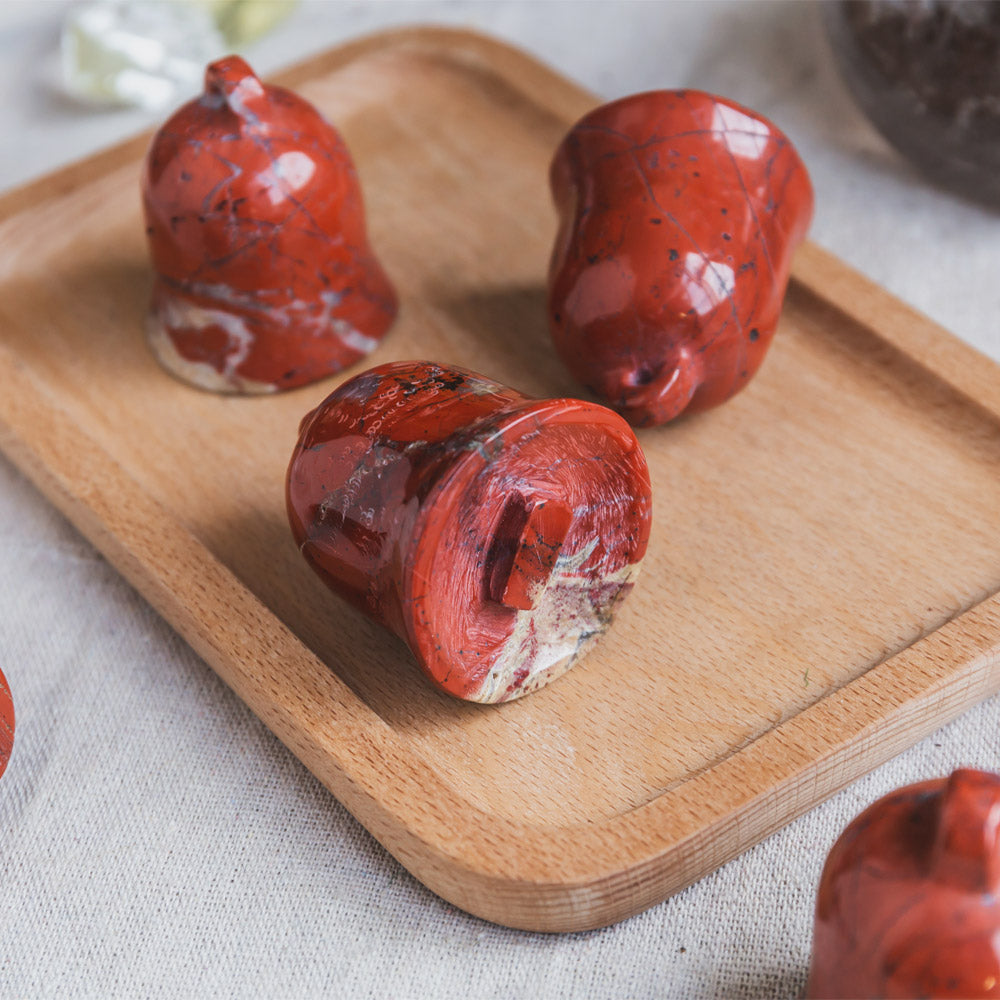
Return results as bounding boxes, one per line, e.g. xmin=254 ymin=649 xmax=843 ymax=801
xmin=2 ymin=27 xmax=1000 ymax=931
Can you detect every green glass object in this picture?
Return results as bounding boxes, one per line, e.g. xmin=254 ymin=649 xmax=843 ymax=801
xmin=61 ymin=0 xmax=296 ymax=110
xmin=203 ymin=0 xmax=297 ymax=46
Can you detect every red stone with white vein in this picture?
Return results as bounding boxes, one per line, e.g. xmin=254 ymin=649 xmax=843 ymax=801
xmin=548 ymin=90 xmax=813 ymax=426
xmin=286 ymin=361 xmax=652 ymax=703
xmin=141 ymin=56 xmax=397 ymax=393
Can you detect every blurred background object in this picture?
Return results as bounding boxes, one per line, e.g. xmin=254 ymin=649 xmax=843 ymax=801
xmin=824 ymin=0 xmax=1000 ymax=207
xmin=61 ymin=0 xmax=295 ymax=109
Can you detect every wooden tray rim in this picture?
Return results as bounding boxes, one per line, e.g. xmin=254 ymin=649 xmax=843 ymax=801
xmin=3 ymin=25 xmax=1000 ymax=930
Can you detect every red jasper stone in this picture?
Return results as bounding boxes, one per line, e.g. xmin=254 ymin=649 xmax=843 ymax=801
xmin=808 ymin=768 xmax=1000 ymax=999
xmin=142 ymin=56 xmax=397 ymax=394
xmin=0 ymin=667 xmax=13 ymax=780
xmin=548 ymin=90 xmax=814 ymax=427
xmin=286 ymin=361 xmax=652 ymax=703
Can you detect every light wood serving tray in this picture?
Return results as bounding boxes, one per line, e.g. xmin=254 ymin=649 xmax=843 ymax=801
xmin=4 ymin=27 xmax=1000 ymax=933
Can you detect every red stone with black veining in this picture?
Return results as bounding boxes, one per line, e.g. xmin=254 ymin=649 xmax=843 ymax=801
xmin=142 ymin=56 xmax=397 ymax=393
xmin=548 ymin=90 xmax=813 ymax=427
xmin=808 ymin=768 xmax=1000 ymax=998
xmin=286 ymin=361 xmax=652 ymax=703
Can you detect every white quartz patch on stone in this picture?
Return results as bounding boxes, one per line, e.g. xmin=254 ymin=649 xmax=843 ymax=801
xmin=147 ymin=281 xmax=382 ymax=393
xmin=312 ymin=292 xmax=378 ymax=355
xmin=146 ymin=306 xmax=277 ymax=394
xmin=471 ymin=544 xmax=642 ymax=704
xmin=330 ymin=317 xmax=379 ymax=355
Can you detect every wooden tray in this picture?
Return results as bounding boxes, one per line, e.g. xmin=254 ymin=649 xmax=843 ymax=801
xmin=4 ymin=27 xmax=1000 ymax=933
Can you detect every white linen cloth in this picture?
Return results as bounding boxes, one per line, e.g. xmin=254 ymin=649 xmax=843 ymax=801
xmin=2 ymin=3 xmax=1000 ymax=997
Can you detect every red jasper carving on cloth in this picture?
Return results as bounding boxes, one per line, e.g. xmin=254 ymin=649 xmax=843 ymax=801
xmin=0 ymin=667 xmax=13 ymax=781
xmin=142 ymin=56 xmax=397 ymax=394
xmin=286 ymin=361 xmax=652 ymax=703
xmin=808 ymin=768 xmax=1000 ymax=999
xmin=548 ymin=90 xmax=813 ymax=427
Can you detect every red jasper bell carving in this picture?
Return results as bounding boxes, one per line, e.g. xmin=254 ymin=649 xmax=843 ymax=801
xmin=0 ymin=667 xmax=13 ymax=781
xmin=286 ymin=361 xmax=652 ymax=703
xmin=808 ymin=768 xmax=1000 ymax=999
xmin=548 ymin=90 xmax=813 ymax=427
xmin=142 ymin=56 xmax=397 ymax=394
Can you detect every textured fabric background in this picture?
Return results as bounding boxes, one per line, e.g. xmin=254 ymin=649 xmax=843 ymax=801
xmin=3 ymin=2 xmax=1000 ymax=998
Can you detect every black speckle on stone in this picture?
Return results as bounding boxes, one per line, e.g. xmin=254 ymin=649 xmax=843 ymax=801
xmin=553 ymin=312 xmax=562 ymax=323
xmin=434 ymin=371 xmax=466 ymax=393
xmin=668 ymin=249 xmax=679 ymax=261
xmin=180 ymin=170 xmax=192 ymax=182
xmin=722 ymin=232 xmax=732 ymax=241
xmin=650 ymin=217 xmax=662 ymax=225
xmin=721 ymin=207 xmax=728 ymax=215
xmin=197 ymin=214 xmax=206 ymax=224
xmin=587 ymin=253 xmax=600 ymax=264
xmin=749 ymin=327 xmax=760 ymax=341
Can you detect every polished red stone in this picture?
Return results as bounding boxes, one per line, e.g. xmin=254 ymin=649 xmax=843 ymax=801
xmin=808 ymin=768 xmax=1000 ymax=999
xmin=286 ymin=361 xmax=652 ymax=703
xmin=142 ymin=56 xmax=397 ymax=394
xmin=0 ymin=667 xmax=13 ymax=781
xmin=548 ymin=90 xmax=814 ymax=427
